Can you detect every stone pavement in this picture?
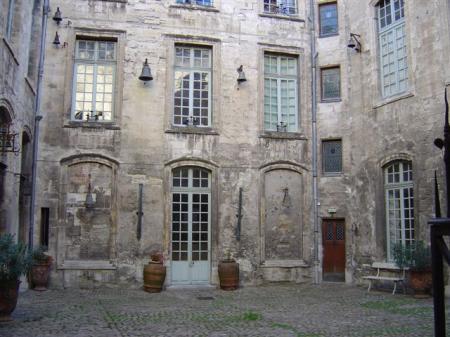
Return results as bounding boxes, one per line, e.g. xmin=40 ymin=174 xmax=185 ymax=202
xmin=0 ymin=283 xmax=447 ymax=337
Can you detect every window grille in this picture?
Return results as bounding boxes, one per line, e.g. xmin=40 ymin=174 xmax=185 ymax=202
xmin=263 ymin=0 xmax=297 ymax=15
xmin=176 ymin=0 xmax=214 ymax=6
xmin=322 ymin=140 xmax=342 ymax=174
xmin=319 ymin=2 xmax=338 ymax=36
xmin=321 ymin=67 xmax=341 ymax=100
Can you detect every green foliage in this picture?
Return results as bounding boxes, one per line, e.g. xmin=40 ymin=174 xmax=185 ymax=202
xmin=0 ymin=234 xmax=32 ymax=284
xmin=242 ymin=310 xmax=261 ymax=321
xmin=32 ymin=245 xmax=50 ymax=263
xmin=392 ymin=240 xmax=431 ymax=271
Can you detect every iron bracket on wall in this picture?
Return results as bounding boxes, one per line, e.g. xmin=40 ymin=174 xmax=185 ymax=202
xmin=235 ymin=187 xmax=243 ymax=241
xmin=136 ymin=183 xmax=143 ymax=241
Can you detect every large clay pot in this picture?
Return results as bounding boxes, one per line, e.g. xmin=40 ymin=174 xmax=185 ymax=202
xmin=30 ymin=261 xmax=51 ymax=291
xmin=218 ymin=260 xmax=239 ymax=291
xmin=0 ymin=280 xmax=20 ymax=322
xmin=410 ymin=269 xmax=432 ymax=297
xmin=143 ymin=262 xmax=166 ymax=293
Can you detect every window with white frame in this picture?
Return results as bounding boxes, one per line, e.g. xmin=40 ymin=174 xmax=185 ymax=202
xmin=173 ymin=46 xmax=212 ymax=127
xmin=263 ymin=0 xmax=297 ymax=15
xmin=264 ymin=53 xmax=298 ymax=132
xmin=73 ymin=39 xmax=116 ymax=122
xmin=378 ymin=0 xmax=408 ymax=98
xmin=176 ymin=0 xmax=213 ymax=6
xmin=385 ymin=161 xmax=414 ymax=260
xmin=6 ymin=0 xmax=15 ymax=40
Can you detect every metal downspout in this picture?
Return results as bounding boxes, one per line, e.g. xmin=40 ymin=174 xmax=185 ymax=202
xmin=28 ymin=0 xmax=49 ymax=250
xmin=309 ymin=0 xmax=320 ymax=285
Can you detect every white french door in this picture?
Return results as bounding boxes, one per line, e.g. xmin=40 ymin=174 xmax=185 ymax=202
xmin=171 ymin=167 xmax=211 ymax=285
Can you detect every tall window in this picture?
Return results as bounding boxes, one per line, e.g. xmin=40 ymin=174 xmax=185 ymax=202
xmin=173 ymin=46 xmax=212 ymax=127
xmin=264 ymin=54 xmax=298 ymax=132
xmin=319 ymin=2 xmax=338 ymax=37
xmin=378 ymin=0 xmax=408 ymax=98
xmin=385 ymin=161 xmax=414 ymax=259
xmin=263 ymin=0 xmax=297 ymax=15
xmin=6 ymin=0 xmax=15 ymax=40
xmin=322 ymin=140 xmax=342 ymax=174
xmin=73 ymin=39 xmax=116 ymax=122
xmin=321 ymin=67 xmax=341 ymax=101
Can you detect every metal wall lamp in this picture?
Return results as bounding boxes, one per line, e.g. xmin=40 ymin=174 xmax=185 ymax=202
xmin=139 ymin=59 xmax=153 ymax=82
xmin=53 ymin=31 xmax=67 ymax=48
xmin=53 ymin=7 xmax=63 ymax=24
xmin=237 ymin=65 xmax=247 ymax=84
xmin=347 ymin=33 xmax=362 ymax=53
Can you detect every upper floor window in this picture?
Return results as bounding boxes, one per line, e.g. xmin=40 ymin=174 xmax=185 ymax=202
xmin=319 ymin=2 xmax=338 ymax=37
xmin=176 ymin=0 xmax=213 ymax=6
xmin=6 ymin=0 xmax=15 ymax=40
xmin=321 ymin=67 xmax=341 ymax=101
xmin=322 ymin=140 xmax=342 ymax=174
xmin=173 ymin=46 xmax=212 ymax=127
xmin=263 ymin=0 xmax=297 ymax=15
xmin=384 ymin=160 xmax=414 ymax=259
xmin=72 ymin=39 xmax=117 ymax=122
xmin=378 ymin=0 xmax=408 ymax=98
xmin=264 ymin=53 xmax=298 ymax=132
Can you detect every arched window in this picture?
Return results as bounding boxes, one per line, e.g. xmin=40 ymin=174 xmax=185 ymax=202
xmin=384 ymin=160 xmax=414 ymax=259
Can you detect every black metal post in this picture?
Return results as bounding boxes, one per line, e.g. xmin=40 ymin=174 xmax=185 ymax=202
xmin=137 ymin=183 xmax=143 ymax=241
xmin=435 ymin=171 xmax=442 ymax=218
xmin=236 ymin=187 xmax=243 ymax=241
xmin=430 ymin=220 xmax=446 ymax=337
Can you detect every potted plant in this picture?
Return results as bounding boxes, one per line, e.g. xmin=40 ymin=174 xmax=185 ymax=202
xmin=0 ymin=234 xmax=32 ymax=321
xmin=218 ymin=250 xmax=239 ymax=291
xmin=29 ymin=245 xmax=52 ymax=291
xmin=143 ymin=251 xmax=166 ymax=293
xmin=393 ymin=240 xmax=432 ymax=297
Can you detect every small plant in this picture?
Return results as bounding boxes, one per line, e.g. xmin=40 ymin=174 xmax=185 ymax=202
xmin=392 ymin=240 xmax=431 ymax=271
xmin=32 ymin=245 xmax=51 ymax=264
xmin=0 ymin=234 xmax=32 ymax=285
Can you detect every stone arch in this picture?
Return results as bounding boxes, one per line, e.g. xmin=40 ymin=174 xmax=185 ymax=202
xmin=259 ymin=161 xmax=305 ymax=263
xmin=59 ymin=154 xmax=119 ymax=263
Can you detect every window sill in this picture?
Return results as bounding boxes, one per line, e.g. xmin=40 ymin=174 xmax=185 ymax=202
xmin=165 ymin=126 xmax=219 ymax=135
xmin=319 ymin=33 xmax=339 ymax=39
xmin=169 ymin=4 xmax=219 ymax=12
xmin=64 ymin=121 xmax=121 ymax=130
xmin=2 ymin=38 xmax=19 ymax=66
xmin=322 ymin=172 xmax=343 ymax=177
xmin=373 ymin=92 xmax=414 ymax=109
xmin=259 ymin=131 xmax=307 ymax=140
xmin=320 ymin=98 xmax=341 ymax=103
xmin=259 ymin=13 xmax=305 ymax=22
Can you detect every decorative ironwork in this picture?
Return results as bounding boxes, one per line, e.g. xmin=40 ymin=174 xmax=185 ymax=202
xmin=0 ymin=124 xmax=19 ymax=153
xmin=430 ymin=87 xmax=450 ymax=337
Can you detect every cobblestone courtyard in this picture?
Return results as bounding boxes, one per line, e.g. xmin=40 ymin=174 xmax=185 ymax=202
xmin=0 ymin=283 xmax=446 ymax=337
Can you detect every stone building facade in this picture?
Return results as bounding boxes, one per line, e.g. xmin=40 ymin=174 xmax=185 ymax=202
xmin=35 ymin=0 xmax=450 ymax=288
xmin=0 ymin=0 xmax=43 ymax=244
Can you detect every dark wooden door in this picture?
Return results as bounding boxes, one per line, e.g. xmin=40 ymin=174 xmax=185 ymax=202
xmin=322 ymin=219 xmax=345 ymax=281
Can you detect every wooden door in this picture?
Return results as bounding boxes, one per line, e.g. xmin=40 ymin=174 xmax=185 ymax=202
xmin=322 ymin=219 xmax=345 ymax=281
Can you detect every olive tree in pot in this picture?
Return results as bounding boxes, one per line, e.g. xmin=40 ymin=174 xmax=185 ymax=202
xmin=393 ymin=240 xmax=432 ymax=297
xmin=29 ymin=245 xmax=52 ymax=291
xmin=0 ymin=234 xmax=32 ymax=321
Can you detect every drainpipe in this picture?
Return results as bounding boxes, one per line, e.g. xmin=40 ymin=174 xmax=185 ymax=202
xmin=28 ymin=0 xmax=50 ymax=251
xmin=309 ymin=0 xmax=320 ymax=285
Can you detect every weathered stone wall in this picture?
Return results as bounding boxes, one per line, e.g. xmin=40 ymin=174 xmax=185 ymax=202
xmin=38 ymin=0 xmax=312 ymax=288
xmin=0 ymin=0 xmax=42 ymax=243
xmin=37 ymin=0 xmax=450 ymax=288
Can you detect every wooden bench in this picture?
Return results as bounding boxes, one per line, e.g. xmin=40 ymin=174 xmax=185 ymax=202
xmin=362 ymin=262 xmax=407 ymax=295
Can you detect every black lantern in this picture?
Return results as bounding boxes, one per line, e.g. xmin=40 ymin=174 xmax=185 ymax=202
xmin=53 ymin=7 xmax=63 ymax=24
xmin=347 ymin=33 xmax=362 ymax=53
xmin=139 ymin=59 xmax=153 ymax=82
xmin=237 ymin=65 xmax=247 ymax=83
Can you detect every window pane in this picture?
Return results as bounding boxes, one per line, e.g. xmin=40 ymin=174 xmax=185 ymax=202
xmin=321 ymin=67 xmax=340 ymax=100
xmin=322 ymin=140 xmax=342 ymax=173
xmin=320 ymin=3 xmax=338 ymax=36
xmin=173 ymin=46 xmax=212 ymax=127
